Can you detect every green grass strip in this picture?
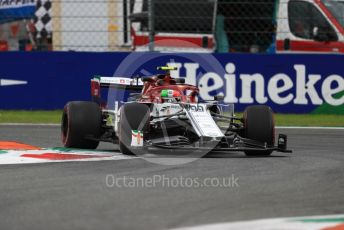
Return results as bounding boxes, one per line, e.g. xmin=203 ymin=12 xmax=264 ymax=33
xmin=0 ymin=110 xmax=61 ymax=124
xmin=274 ymin=114 xmax=344 ymax=127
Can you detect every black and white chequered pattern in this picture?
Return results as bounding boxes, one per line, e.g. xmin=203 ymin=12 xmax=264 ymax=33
xmin=34 ymin=0 xmax=52 ymax=39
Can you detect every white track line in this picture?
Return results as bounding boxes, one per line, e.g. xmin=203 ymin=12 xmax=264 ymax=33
xmin=171 ymin=214 xmax=344 ymax=230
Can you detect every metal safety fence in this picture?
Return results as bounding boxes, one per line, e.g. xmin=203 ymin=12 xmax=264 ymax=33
xmin=0 ymin=0 xmax=343 ymax=52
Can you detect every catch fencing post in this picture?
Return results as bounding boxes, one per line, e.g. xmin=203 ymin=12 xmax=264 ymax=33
xmin=148 ymin=0 xmax=155 ymax=51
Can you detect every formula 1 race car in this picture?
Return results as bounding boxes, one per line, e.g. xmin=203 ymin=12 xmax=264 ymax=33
xmin=61 ymin=66 xmax=291 ymax=156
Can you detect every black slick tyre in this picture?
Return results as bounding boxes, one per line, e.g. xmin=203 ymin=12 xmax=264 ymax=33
xmin=61 ymin=101 xmax=101 ymax=149
xmin=118 ymin=103 xmax=150 ymax=155
xmin=243 ymin=105 xmax=275 ymax=156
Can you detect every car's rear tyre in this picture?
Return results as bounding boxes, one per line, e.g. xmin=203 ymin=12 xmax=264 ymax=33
xmin=243 ymin=105 xmax=275 ymax=156
xmin=118 ymin=103 xmax=150 ymax=155
xmin=61 ymin=101 xmax=101 ymax=149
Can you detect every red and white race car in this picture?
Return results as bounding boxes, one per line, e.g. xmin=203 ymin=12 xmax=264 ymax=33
xmin=61 ymin=66 xmax=291 ymax=156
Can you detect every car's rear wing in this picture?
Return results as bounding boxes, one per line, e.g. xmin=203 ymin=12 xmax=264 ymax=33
xmin=91 ymin=76 xmax=144 ymax=105
xmin=91 ymin=75 xmax=144 ymax=91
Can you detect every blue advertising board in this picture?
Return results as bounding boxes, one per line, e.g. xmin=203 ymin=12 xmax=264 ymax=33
xmin=0 ymin=51 xmax=343 ymax=114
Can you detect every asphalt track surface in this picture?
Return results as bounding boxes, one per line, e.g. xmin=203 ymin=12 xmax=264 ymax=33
xmin=0 ymin=125 xmax=343 ymax=230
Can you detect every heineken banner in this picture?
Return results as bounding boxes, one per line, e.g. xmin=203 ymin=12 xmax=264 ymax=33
xmin=0 ymin=52 xmax=343 ymax=114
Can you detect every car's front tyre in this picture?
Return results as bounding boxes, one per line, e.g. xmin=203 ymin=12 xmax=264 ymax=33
xmin=243 ymin=105 xmax=275 ymax=156
xmin=118 ymin=103 xmax=150 ymax=155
